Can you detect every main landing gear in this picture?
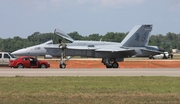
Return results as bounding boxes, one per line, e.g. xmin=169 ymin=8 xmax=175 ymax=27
xmin=102 ymin=58 xmax=119 ymax=68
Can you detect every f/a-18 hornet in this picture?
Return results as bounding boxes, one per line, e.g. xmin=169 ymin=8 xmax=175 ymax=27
xmin=12 ymin=24 xmax=163 ymax=68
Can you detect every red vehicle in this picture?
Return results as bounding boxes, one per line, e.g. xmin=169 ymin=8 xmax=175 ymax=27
xmin=9 ymin=56 xmax=50 ymax=68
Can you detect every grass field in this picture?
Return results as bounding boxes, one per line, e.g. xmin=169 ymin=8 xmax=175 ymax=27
xmin=0 ymin=76 xmax=180 ymax=104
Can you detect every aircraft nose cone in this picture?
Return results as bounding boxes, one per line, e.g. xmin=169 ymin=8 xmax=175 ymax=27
xmin=11 ymin=49 xmax=29 ymax=56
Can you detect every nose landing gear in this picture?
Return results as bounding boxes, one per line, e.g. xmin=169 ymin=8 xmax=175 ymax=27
xmin=60 ymin=63 xmax=66 ymax=68
xmin=60 ymin=51 xmax=66 ymax=69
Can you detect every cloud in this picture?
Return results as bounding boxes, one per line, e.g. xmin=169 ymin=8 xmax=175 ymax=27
xmin=10 ymin=0 xmax=145 ymax=13
xmin=168 ymin=0 xmax=180 ymax=12
xmin=99 ymin=0 xmax=144 ymax=6
xmin=50 ymin=0 xmax=144 ymax=8
xmin=10 ymin=0 xmax=48 ymax=12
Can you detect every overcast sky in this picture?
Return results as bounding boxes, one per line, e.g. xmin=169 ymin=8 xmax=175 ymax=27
xmin=0 ymin=0 xmax=180 ymax=39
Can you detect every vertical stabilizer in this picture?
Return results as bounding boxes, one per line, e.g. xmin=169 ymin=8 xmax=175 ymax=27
xmin=121 ymin=25 xmax=152 ymax=47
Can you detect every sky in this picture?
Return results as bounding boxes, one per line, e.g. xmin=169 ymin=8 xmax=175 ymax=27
xmin=0 ymin=0 xmax=180 ymax=39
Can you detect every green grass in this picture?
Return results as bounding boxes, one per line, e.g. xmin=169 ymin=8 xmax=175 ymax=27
xmin=0 ymin=76 xmax=180 ymax=104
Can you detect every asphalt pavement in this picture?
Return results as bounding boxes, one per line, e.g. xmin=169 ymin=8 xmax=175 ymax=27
xmin=0 ymin=68 xmax=180 ymax=77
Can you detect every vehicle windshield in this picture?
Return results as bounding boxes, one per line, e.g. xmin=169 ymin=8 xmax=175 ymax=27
xmin=9 ymin=53 xmax=16 ymax=58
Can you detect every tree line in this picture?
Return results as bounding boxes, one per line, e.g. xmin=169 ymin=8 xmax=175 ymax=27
xmin=0 ymin=31 xmax=180 ymax=52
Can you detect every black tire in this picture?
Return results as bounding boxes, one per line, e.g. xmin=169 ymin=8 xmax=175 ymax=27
xmin=112 ymin=62 xmax=119 ymax=68
xmin=106 ymin=65 xmax=112 ymax=68
xmin=40 ymin=64 xmax=47 ymax=68
xmin=149 ymin=55 xmax=154 ymax=59
xmin=17 ymin=64 xmax=24 ymax=68
xmin=59 ymin=63 xmax=66 ymax=69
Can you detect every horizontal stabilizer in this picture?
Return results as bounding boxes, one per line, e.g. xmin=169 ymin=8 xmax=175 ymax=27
xmin=140 ymin=49 xmax=162 ymax=56
xmin=141 ymin=49 xmax=162 ymax=54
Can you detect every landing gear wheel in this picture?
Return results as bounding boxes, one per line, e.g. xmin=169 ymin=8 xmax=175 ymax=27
xmin=59 ymin=63 xmax=66 ymax=69
xmin=106 ymin=65 xmax=112 ymax=68
xmin=149 ymin=55 xmax=154 ymax=59
xmin=112 ymin=62 xmax=119 ymax=68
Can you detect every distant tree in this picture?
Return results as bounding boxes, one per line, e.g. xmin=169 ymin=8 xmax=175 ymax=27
xmin=113 ymin=32 xmax=126 ymax=42
xmin=68 ymin=32 xmax=84 ymax=40
xmin=86 ymin=34 xmax=102 ymax=41
xmin=103 ymin=32 xmax=115 ymax=42
xmin=1 ymin=30 xmax=180 ymax=52
xmin=27 ymin=32 xmax=40 ymax=42
xmin=102 ymin=32 xmax=126 ymax=42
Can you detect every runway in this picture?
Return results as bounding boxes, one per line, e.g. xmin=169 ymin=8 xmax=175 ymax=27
xmin=0 ymin=68 xmax=180 ymax=77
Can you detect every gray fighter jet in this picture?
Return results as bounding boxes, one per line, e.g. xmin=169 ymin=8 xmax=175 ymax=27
xmin=12 ymin=24 xmax=162 ymax=68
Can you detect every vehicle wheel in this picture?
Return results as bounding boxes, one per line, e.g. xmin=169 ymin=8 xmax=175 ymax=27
xmin=112 ymin=62 xmax=119 ymax=68
xmin=17 ymin=64 xmax=24 ymax=68
xmin=59 ymin=63 xmax=66 ymax=69
xmin=40 ymin=64 xmax=47 ymax=68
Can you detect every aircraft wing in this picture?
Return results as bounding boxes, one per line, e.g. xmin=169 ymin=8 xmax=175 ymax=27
xmin=65 ymin=46 xmax=97 ymax=50
xmin=45 ymin=46 xmax=136 ymax=52
xmin=45 ymin=46 xmax=136 ymax=58
xmin=67 ymin=46 xmax=136 ymax=57
xmin=67 ymin=46 xmax=135 ymax=52
xmin=95 ymin=48 xmax=135 ymax=52
xmin=44 ymin=46 xmax=95 ymax=50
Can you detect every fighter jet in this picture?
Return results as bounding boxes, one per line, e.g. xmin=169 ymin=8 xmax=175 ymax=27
xmin=12 ymin=24 xmax=163 ymax=68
